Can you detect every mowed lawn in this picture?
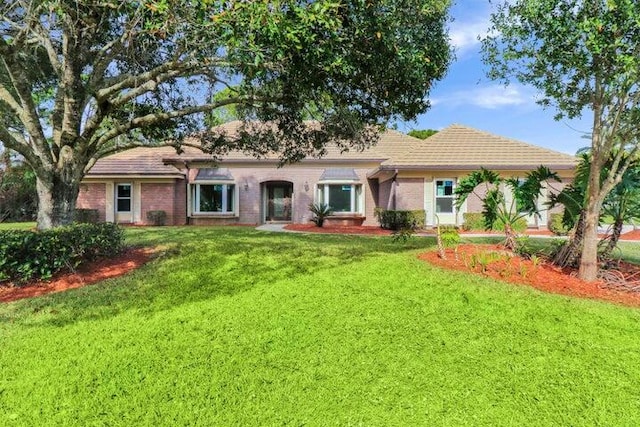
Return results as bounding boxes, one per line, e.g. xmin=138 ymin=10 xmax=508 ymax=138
xmin=2 ymin=227 xmax=640 ymax=425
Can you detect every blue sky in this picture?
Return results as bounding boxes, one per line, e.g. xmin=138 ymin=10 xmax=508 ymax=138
xmin=394 ymin=0 xmax=591 ymax=155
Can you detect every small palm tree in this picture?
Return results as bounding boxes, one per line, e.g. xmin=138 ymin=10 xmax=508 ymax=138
xmin=309 ymin=202 xmax=332 ymax=227
xmin=455 ymin=166 xmax=560 ymax=250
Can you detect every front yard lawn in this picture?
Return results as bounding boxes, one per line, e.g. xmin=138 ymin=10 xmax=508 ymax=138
xmin=1 ymin=227 xmax=640 ymax=425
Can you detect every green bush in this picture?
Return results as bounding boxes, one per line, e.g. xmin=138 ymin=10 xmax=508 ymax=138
xmin=375 ymin=209 xmax=425 ymax=231
xmin=439 ymin=225 xmax=460 ymax=248
xmin=549 ymin=213 xmax=569 ymax=236
xmin=75 ymin=208 xmax=99 ymax=223
xmin=0 ymin=222 xmax=124 ymax=284
xmin=462 ymin=212 xmax=528 ymax=232
xmin=461 ymin=213 xmax=484 ymax=231
xmin=146 ymin=210 xmax=167 ymax=226
xmin=309 ymin=203 xmax=332 ymax=227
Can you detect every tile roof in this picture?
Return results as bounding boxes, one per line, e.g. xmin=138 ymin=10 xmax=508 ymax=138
xmin=166 ymin=120 xmax=413 ymax=162
xmin=86 ymin=146 xmax=184 ymax=176
xmin=382 ymin=124 xmax=577 ymax=170
xmin=85 ymin=122 xmax=576 ymax=176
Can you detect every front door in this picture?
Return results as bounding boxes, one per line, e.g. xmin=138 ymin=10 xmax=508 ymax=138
xmin=266 ymin=183 xmax=292 ymax=222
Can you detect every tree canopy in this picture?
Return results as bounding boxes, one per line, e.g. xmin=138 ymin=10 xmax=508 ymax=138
xmin=482 ymin=0 xmax=640 ymax=281
xmin=407 ymin=129 xmax=438 ymax=139
xmin=0 ymin=0 xmax=452 ymax=229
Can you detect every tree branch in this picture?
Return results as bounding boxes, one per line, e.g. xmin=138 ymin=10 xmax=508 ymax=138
xmin=0 ymin=42 xmax=52 ymax=165
xmin=94 ymin=60 xmax=195 ymax=102
xmin=0 ymin=85 xmax=24 ymax=117
xmin=91 ymin=95 xmax=264 ymax=150
xmin=0 ymin=126 xmax=42 ymax=169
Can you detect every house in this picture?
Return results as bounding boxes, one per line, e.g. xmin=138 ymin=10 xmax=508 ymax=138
xmin=76 ymin=123 xmax=576 ymax=228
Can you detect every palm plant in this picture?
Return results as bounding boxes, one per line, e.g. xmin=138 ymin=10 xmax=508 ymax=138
xmin=309 ymin=202 xmax=332 ymax=227
xmin=455 ymin=166 xmax=560 ymax=250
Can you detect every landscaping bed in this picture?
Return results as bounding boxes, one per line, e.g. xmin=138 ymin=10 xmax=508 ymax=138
xmin=0 ymin=247 xmax=153 ymax=303
xmin=420 ymin=244 xmax=640 ymax=308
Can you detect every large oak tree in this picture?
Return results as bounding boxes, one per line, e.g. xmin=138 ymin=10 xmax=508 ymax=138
xmin=0 ymin=0 xmax=451 ymax=229
xmin=482 ymin=0 xmax=640 ymax=281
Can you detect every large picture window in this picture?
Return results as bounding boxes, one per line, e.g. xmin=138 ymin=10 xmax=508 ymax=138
xmin=193 ymin=184 xmax=235 ymax=214
xmin=435 ymin=179 xmax=454 ymax=214
xmin=318 ymin=184 xmax=362 ymax=213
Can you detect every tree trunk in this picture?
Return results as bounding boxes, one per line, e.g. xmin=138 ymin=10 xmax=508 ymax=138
xmin=503 ymin=223 xmax=518 ymax=251
xmin=578 ymin=196 xmax=600 ymax=281
xmin=600 ymin=217 xmax=624 ymax=260
xmin=553 ymin=211 xmax=586 ymax=268
xmin=35 ymin=171 xmax=81 ymax=230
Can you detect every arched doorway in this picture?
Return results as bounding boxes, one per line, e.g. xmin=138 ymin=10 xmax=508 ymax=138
xmin=263 ymin=181 xmax=293 ymax=222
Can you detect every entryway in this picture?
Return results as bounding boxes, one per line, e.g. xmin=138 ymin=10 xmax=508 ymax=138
xmin=264 ymin=181 xmax=293 ymax=222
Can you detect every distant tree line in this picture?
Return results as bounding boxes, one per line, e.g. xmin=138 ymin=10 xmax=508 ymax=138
xmin=0 ymin=150 xmax=37 ymax=222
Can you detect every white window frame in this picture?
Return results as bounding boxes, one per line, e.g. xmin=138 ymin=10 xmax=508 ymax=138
xmin=316 ymin=182 xmax=363 ymax=215
xmin=115 ymin=183 xmax=132 ymax=213
xmin=435 ymin=179 xmax=455 ymax=214
xmin=192 ymin=182 xmax=238 ymax=215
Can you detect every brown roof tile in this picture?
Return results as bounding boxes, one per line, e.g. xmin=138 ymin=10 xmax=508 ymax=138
xmin=85 ymin=122 xmax=576 ymax=176
xmin=383 ymin=124 xmax=577 ymax=170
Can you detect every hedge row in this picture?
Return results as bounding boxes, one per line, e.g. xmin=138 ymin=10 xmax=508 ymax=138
xmin=0 ymin=223 xmax=124 ymax=284
xmin=375 ymin=209 xmax=425 ymax=231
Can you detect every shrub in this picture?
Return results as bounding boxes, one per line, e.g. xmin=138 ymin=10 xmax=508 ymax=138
xmin=462 ymin=212 xmax=527 ymax=232
xmin=375 ymin=209 xmax=425 ymax=231
xmin=0 ymin=222 xmax=124 ymax=284
xmin=75 ymin=208 xmax=99 ymax=223
xmin=309 ymin=203 xmax=332 ymax=227
xmin=549 ymin=213 xmax=569 ymax=236
xmin=440 ymin=225 xmax=460 ymax=247
xmin=146 ymin=210 xmax=167 ymax=226
xmin=461 ymin=213 xmax=484 ymax=231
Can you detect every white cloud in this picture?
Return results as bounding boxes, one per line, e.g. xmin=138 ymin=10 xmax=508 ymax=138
xmin=432 ymin=84 xmax=534 ymax=110
xmin=449 ymin=20 xmax=489 ymax=55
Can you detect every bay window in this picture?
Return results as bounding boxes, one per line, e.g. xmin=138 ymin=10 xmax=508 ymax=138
xmin=318 ymin=183 xmax=362 ymax=214
xmin=192 ymin=183 xmax=236 ymax=214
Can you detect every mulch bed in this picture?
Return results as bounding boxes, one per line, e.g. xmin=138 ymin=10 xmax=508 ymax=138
xmin=419 ymin=244 xmax=640 ymax=308
xmin=621 ymin=229 xmax=640 ymax=240
xmin=0 ymin=247 xmax=153 ymax=303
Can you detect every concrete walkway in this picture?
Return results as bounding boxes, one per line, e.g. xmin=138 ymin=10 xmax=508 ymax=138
xmin=255 ymin=223 xmax=291 ymax=233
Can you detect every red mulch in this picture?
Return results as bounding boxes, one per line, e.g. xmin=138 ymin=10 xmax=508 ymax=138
xmin=0 ymin=247 xmax=153 ymax=303
xmin=621 ymin=229 xmax=640 ymax=240
xmin=419 ymin=244 xmax=640 ymax=308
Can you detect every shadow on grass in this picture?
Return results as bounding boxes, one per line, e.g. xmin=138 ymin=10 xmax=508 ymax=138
xmin=0 ymin=227 xmax=436 ymax=327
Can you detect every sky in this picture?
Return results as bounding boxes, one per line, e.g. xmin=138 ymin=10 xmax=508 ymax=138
xmin=394 ymin=0 xmax=591 ymax=156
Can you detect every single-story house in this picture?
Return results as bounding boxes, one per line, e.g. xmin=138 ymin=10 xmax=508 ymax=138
xmin=77 ymin=123 xmax=576 ymax=228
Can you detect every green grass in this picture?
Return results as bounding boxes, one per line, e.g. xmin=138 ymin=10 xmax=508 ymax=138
xmin=0 ymin=222 xmax=35 ymax=231
xmin=2 ymin=227 xmax=640 ymax=425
